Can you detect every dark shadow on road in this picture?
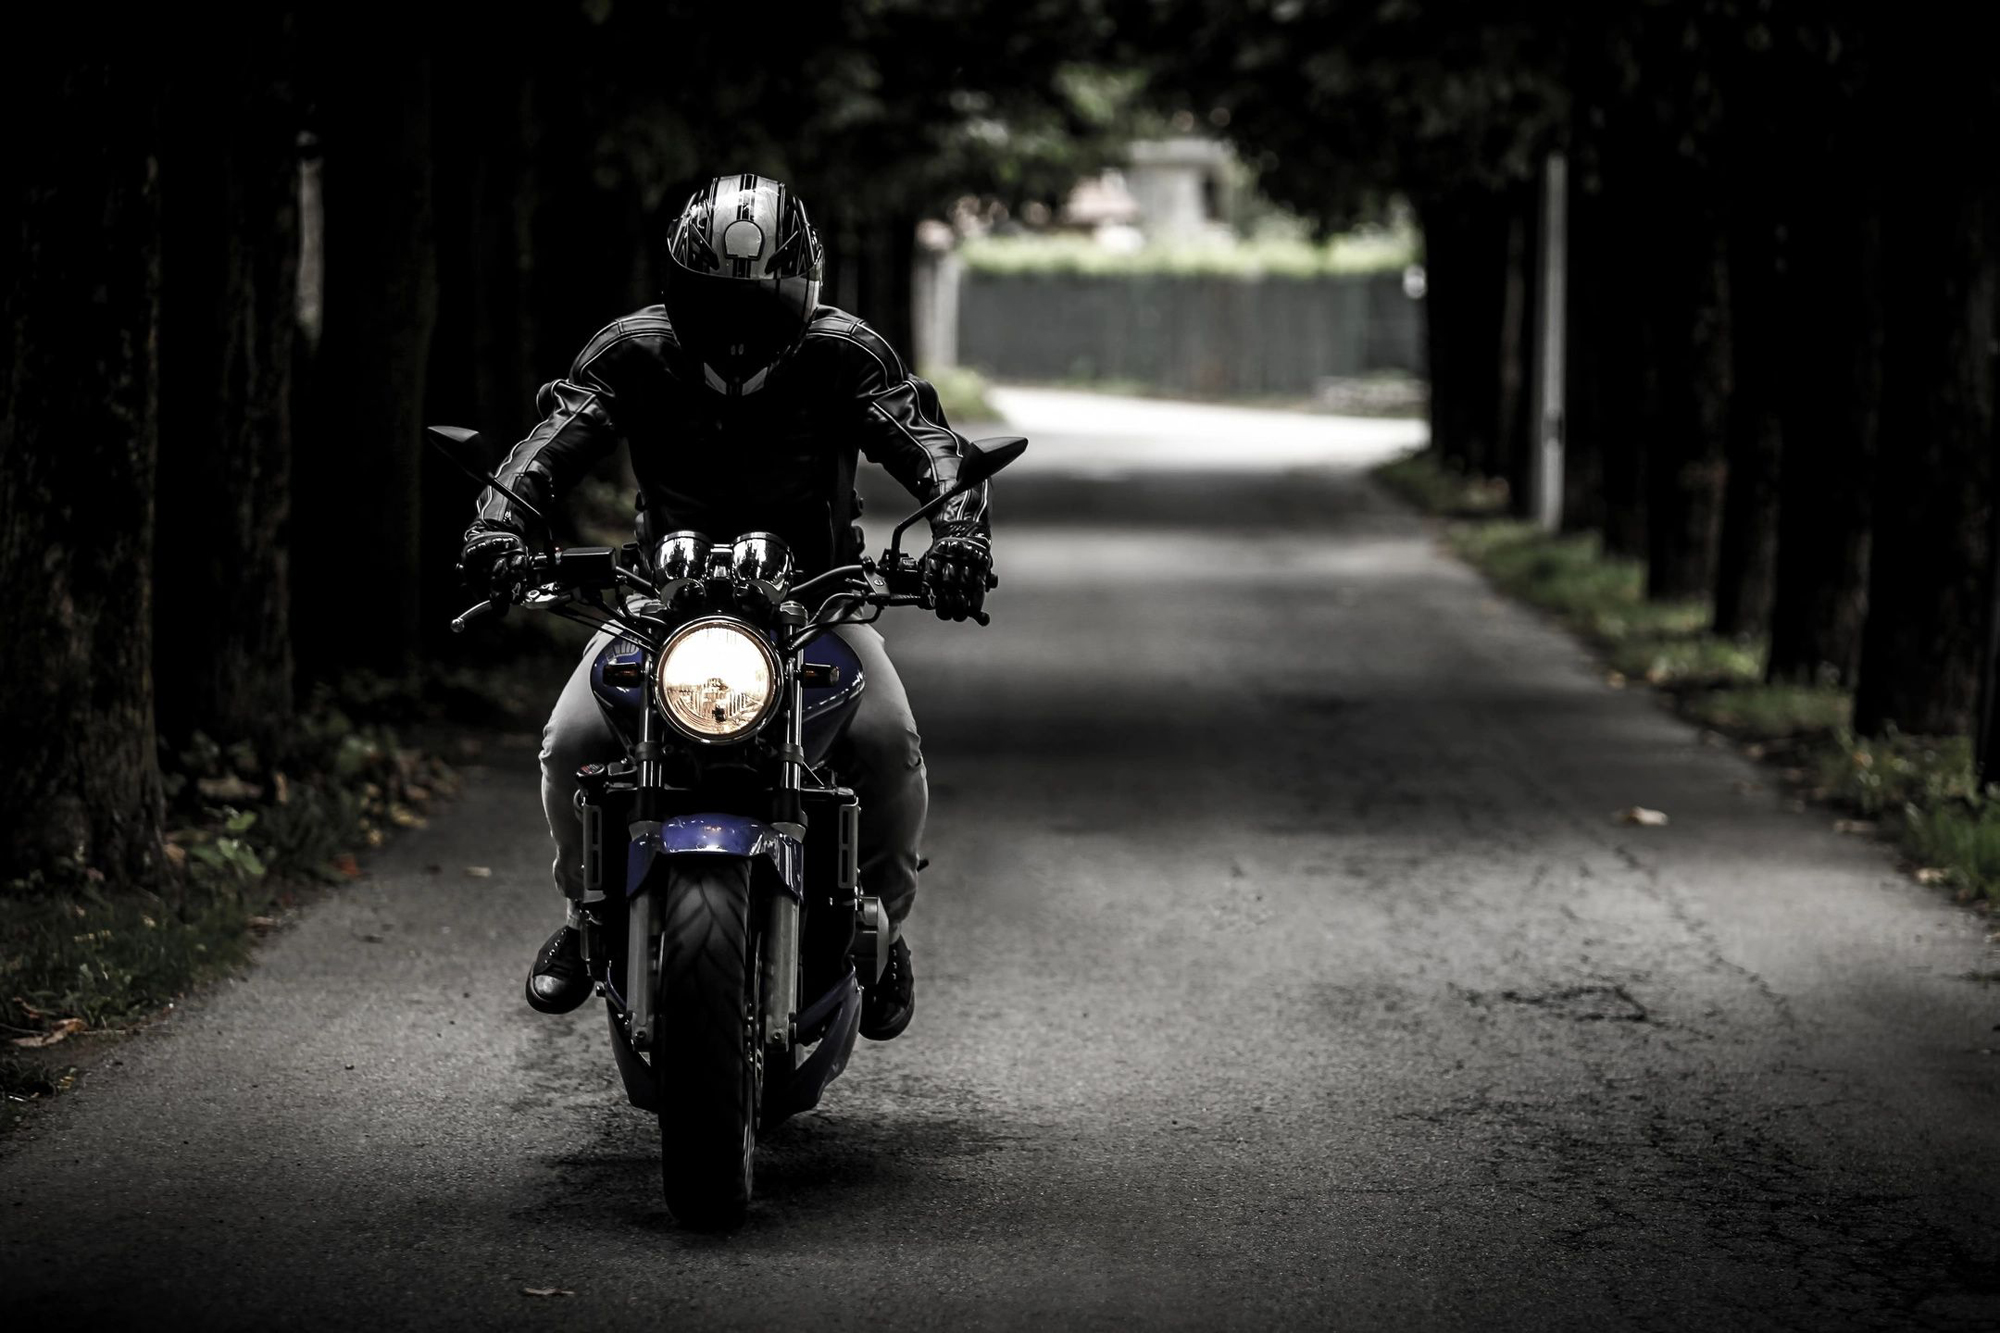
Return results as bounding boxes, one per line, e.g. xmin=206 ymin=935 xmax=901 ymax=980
xmin=862 ymin=466 xmax=1412 ymax=535
xmin=525 ymin=1104 xmax=1021 ymax=1242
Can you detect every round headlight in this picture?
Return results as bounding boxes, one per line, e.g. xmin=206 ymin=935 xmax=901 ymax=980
xmin=654 ymin=617 xmax=781 ymax=743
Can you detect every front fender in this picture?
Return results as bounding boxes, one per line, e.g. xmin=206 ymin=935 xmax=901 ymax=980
xmin=625 ymin=814 xmax=803 ymax=901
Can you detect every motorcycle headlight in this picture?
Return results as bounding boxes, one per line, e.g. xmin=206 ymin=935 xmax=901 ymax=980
xmin=654 ymin=617 xmax=781 ymax=743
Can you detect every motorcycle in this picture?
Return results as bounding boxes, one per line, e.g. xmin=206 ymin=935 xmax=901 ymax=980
xmin=427 ymin=424 xmax=1026 ymax=1228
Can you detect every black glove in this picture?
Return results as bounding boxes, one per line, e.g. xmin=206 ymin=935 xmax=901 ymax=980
xmin=920 ymin=536 xmax=993 ymax=622
xmin=457 ymin=530 xmax=527 ymax=598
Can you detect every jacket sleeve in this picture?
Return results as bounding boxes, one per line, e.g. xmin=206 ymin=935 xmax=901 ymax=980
xmin=464 ymin=334 xmax=622 ymax=541
xmin=841 ymin=325 xmax=992 ymax=544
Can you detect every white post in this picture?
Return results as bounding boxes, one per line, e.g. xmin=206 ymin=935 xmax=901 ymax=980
xmin=1530 ymin=151 xmax=1568 ymax=532
xmin=910 ymin=226 xmax=962 ymax=373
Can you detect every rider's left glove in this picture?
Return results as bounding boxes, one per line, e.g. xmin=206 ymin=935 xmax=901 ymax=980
xmin=920 ymin=536 xmax=993 ymax=622
xmin=458 ymin=530 xmax=528 ymax=598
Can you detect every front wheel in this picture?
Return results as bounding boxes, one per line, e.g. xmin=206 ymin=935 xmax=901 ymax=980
xmin=654 ymin=859 xmax=761 ymax=1229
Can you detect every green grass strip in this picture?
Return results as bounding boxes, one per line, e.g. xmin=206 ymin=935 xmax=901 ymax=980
xmin=1375 ymin=448 xmax=1997 ymax=905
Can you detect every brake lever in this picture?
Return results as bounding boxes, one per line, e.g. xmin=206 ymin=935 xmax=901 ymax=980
xmin=452 ymin=598 xmax=505 ymax=633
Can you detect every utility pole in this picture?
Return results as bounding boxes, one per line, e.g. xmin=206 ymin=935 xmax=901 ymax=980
xmin=1528 ymin=151 xmax=1568 ymax=532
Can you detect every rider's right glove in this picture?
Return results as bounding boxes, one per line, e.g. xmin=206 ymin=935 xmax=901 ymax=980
xmin=457 ymin=530 xmax=527 ymax=598
xmin=920 ymin=535 xmax=993 ymax=622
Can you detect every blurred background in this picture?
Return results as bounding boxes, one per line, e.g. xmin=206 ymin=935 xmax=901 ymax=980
xmin=2 ymin=0 xmax=1997 ymax=1090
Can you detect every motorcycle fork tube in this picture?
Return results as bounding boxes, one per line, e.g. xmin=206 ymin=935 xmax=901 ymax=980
xmin=626 ymin=704 xmax=668 ymax=1048
xmin=626 ymin=889 xmax=660 ymax=1051
xmin=761 ymin=666 xmax=809 ymax=1048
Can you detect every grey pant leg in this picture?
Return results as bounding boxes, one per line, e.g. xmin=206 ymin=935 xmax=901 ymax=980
xmin=540 ymin=630 xmax=624 ymax=900
xmin=830 ymin=623 xmax=927 ymax=926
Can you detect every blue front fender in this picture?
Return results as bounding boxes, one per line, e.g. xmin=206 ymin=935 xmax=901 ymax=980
xmin=626 ymin=814 xmax=804 ymax=901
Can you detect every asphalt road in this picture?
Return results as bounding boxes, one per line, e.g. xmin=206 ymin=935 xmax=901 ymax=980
xmin=5 ymin=387 xmax=1999 ymax=1330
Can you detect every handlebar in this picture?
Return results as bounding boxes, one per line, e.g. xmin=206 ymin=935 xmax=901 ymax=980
xmin=453 ymin=547 xmax=1000 ymax=634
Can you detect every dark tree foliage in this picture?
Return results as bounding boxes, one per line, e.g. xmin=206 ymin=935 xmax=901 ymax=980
xmin=1138 ymin=0 xmax=1564 ymax=511
xmin=0 ymin=59 xmax=169 ymax=890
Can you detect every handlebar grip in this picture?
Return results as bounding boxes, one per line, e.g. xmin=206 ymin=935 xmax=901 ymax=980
xmin=986 ymin=571 xmax=1000 ymax=590
xmin=973 ymin=609 xmax=991 ymax=627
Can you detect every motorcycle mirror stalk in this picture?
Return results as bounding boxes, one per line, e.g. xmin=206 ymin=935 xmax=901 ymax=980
xmin=425 ymin=424 xmax=559 ymax=557
xmin=886 ymin=435 xmax=1027 ymax=565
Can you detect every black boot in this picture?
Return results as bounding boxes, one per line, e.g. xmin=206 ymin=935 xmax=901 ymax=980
xmin=859 ymin=935 xmax=915 ymax=1041
xmin=524 ymin=924 xmax=592 ymax=1014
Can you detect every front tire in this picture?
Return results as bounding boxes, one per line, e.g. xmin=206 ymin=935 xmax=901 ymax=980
xmin=654 ymin=859 xmax=761 ymax=1229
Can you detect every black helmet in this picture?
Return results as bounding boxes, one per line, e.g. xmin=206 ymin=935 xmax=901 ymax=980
xmin=662 ymin=174 xmax=824 ymax=397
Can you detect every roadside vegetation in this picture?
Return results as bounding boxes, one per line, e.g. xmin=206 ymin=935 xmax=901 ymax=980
xmin=959 ymin=228 xmax=1416 ymax=279
xmin=0 ymin=653 xmax=572 ymax=1131
xmin=923 ymin=364 xmax=1002 ymax=423
xmin=1377 ymin=450 xmax=2000 ymax=908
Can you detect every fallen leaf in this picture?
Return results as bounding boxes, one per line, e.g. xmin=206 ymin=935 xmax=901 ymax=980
xmin=522 ymin=1288 xmax=574 ymax=1298
xmin=247 ymin=916 xmax=279 ymax=932
xmin=273 ymin=771 xmax=291 ymax=805
xmin=1731 ymin=779 xmax=1762 ymax=795
xmin=465 ymin=866 xmax=493 ymax=878
xmin=163 ymin=842 xmax=188 ymax=869
xmin=331 ymin=853 xmax=362 ymax=878
xmin=196 ymin=774 xmax=262 ymax=803
xmin=1915 ymin=867 xmax=1950 ymax=885
xmin=1833 ymin=819 xmax=1878 ymax=835
xmin=1614 ymin=806 xmax=1670 ymax=827
xmin=1743 ymin=742 xmax=1767 ymax=761
xmin=1604 ymin=672 xmax=1627 ymax=689
xmin=11 ymin=1017 xmax=85 ymax=1049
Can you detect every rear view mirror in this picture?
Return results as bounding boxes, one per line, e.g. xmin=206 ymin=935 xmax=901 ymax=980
xmin=424 ymin=422 xmax=554 ymax=551
xmin=958 ymin=436 xmax=1027 ymax=488
xmin=426 ymin=424 xmax=489 ymax=461
xmin=886 ymin=435 xmax=1030 ymax=563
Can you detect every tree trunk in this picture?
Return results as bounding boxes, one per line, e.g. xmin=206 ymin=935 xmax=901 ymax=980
xmin=1711 ymin=194 xmax=1782 ymax=637
xmin=1561 ymin=162 xmax=1607 ymax=535
xmin=1640 ymin=200 xmax=1729 ymax=603
xmin=1588 ymin=159 xmax=1651 ymax=560
xmin=154 ymin=25 xmax=299 ymax=758
xmin=866 ymin=212 xmax=921 ymax=369
xmin=0 ymin=60 xmax=168 ymax=891
xmin=293 ymin=49 xmax=439 ymax=678
xmin=1498 ymin=183 xmax=1537 ymax=516
xmin=1416 ymin=191 xmax=1510 ymax=483
xmin=1416 ymin=196 xmax=1463 ymax=471
xmin=425 ymin=56 xmax=540 ymax=655
xmin=1764 ymin=190 xmax=1880 ymax=687
xmin=1853 ymin=185 xmax=1996 ymax=737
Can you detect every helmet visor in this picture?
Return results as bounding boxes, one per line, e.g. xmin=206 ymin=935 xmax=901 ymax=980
xmin=663 ymin=263 xmax=817 ymax=390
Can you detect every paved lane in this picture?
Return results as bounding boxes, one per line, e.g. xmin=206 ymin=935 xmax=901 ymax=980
xmin=4 ymin=389 xmax=1998 ymax=1329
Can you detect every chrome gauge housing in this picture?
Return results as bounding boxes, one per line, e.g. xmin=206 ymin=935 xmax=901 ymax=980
xmin=652 ymin=615 xmax=782 ymax=744
xmin=729 ymin=531 xmax=794 ymax=593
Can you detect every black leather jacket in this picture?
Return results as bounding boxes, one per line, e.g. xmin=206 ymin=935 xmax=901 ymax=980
xmin=466 ymin=303 xmax=991 ymax=577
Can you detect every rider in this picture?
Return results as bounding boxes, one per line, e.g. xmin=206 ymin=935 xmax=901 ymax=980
xmin=458 ymin=174 xmax=993 ymax=1042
